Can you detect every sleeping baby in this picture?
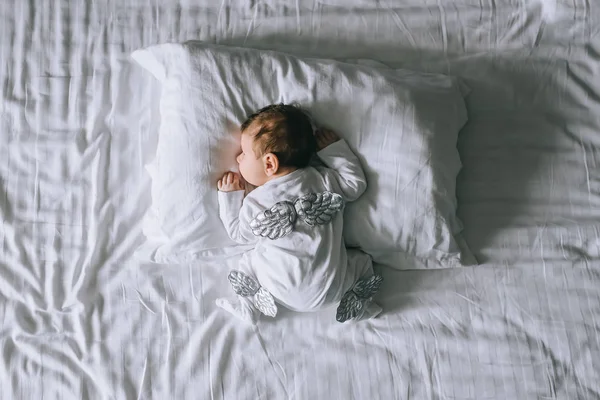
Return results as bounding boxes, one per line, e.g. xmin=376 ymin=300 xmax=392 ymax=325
xmin=216 ymin=104 xmax=383 ymax=324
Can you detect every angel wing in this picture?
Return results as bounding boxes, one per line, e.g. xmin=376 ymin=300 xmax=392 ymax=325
xmin=335 ymin=274 xmax=383 ymax=323
xmin=249 ymin=201 xmax=297 ymax=240
xmin=336 ymin=291 xmax=364 ymax=322
xmin=227 ymin=270 xmax=278 ymax=317
xmin=253 ymin=287 xmax=278 ymax=317
xmin=249 ymin=191 xmax=344 ymax=240
xmin=352 ymin=274 xmax=383 ymax=299
xmin=228 ymin=270 xmax=260 ymax=297
xmin=294 ymin=192 xmax=343 ymax=226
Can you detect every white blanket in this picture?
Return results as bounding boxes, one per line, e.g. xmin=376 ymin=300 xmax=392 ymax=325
xmin=1 ymin=0 xmax=600 ymax=398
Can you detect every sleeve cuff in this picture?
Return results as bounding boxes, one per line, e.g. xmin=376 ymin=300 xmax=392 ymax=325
xmin=317 ymin=139 xmax=350 ymax=157
xmin=218 ymin=189 xmax=245 ymax=205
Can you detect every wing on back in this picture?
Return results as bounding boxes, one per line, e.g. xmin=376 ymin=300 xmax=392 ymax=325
xmin=249 ymin=201 xmax=297 ymax=240
xmin=294 ymin=191 xmax=344 ymax=226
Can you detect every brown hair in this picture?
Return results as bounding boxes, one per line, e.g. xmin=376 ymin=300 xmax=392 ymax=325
xmin=241 ymin=103 xmax=317 ymax=169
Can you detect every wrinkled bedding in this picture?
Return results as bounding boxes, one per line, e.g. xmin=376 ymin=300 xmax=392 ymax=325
xmin=1 ymin=0 xmax=600 ymax=398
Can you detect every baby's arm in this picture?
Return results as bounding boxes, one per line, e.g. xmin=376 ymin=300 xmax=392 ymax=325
xmin=315 ymin=129 xmax=367 ymax=202
xmin=217 ymin=172 xmax=258 ymax=245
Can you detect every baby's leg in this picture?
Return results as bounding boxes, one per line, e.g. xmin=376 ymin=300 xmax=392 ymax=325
xmin=346 ymin=248 xmax=375 ymax=278
xmin=216 ymin=296 xmax=259 ymax=325
xmin=341 ymin=249 xmax=383 ymax=322
xmin=217 ymin=265 xmax=278 ymax=325
xmin=354 ymin=301 xmax=383 ymax=321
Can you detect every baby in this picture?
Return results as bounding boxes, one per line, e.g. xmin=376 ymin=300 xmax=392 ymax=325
xmin=216 ymin=104 xmax=383 ymax=324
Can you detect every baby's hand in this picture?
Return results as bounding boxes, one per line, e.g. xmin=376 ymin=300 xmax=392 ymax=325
xmin=315 ymin=128 xmax=340 ymax=151
xmin=218 ymin=172 xmax=245 ymax=192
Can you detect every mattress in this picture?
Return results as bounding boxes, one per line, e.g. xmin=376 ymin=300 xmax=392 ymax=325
xmin=1 ymin=0 xmax=600 ymax=398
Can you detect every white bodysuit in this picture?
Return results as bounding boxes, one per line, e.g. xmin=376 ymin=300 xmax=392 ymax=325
xmin=217 ymin=140 xmax=382 ymax=324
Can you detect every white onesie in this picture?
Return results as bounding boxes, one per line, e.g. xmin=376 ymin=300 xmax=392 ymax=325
xmin=217 ymin=140 xmax=382 ymax=324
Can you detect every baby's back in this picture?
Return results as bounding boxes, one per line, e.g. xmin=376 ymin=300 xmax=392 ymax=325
xmin=244 ymin=167 xmax=350 ymax=311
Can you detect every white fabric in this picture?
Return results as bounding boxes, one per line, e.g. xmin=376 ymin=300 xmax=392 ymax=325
xmin=218 ymin=140 xmax=372 ymax=313
xmin=132 ymin=42 xmax=472 ymax=267
xmin=2 ymin=1 xmax=600 ymax=399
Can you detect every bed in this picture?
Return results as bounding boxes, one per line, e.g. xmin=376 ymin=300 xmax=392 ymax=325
xmin=1 ymin=0 xmax=600 ymax=398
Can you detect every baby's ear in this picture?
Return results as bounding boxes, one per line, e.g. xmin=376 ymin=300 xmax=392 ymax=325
xmin=263 ymin=153 xmax=280 ymax=176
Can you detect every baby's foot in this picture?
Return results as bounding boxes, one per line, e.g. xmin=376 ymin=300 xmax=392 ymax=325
xmin=344 ymin=302 xmax=382 ymax=323
xmin=216 ymin=297 xmax=258 ymax=325
xmin=358 ymin=302 xmax=383 ymax=320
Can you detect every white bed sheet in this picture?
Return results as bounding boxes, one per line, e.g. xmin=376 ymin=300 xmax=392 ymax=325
xmin=1 ymin=0 xmax=600 ymax=398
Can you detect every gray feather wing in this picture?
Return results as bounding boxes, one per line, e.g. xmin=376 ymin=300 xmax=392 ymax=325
xmin=352 ymin=274 xmax=383 ymax=299
xmin=249 ymin=201 xmax=297 ymax=240
xmin=336 ymin=291 xmax=364 ymax=322
xmin=228 ymin=270 xmax=260 ymax=297
xmin=294 ymin=192 xmax=344 ymax=226
xmin=253 ymin=287 xmax=278 ymax=317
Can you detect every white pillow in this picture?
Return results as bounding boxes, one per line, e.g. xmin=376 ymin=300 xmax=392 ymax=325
xmin=131 ymin=42 xmax=474 ymax=268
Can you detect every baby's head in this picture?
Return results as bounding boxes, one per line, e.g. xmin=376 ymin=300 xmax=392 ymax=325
xmin=237 ymin=103 xmax=317 ymax=186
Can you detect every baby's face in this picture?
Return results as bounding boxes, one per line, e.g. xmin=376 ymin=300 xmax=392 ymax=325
xmin=237 ymin=131 xmax=267 ymax=187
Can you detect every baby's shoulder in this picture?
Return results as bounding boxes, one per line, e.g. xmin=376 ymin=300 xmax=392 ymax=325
xmin=297 ymin=166 xmax=330 ymax=190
